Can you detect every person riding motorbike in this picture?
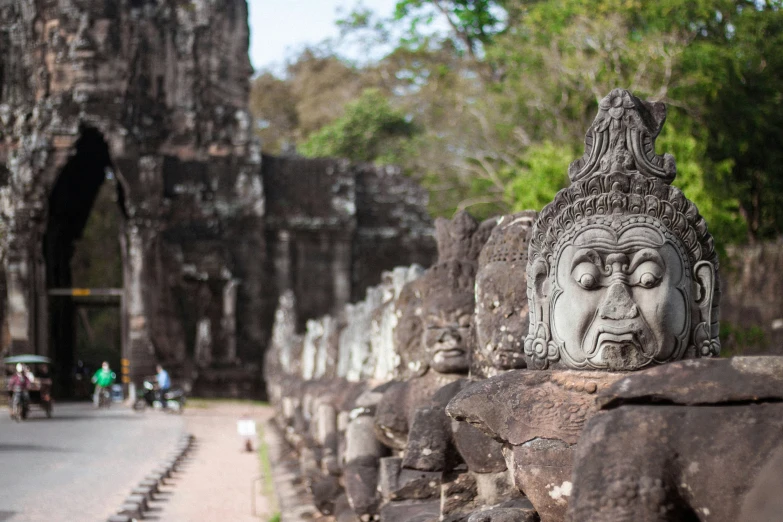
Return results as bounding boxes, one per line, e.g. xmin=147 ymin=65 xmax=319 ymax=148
xmin=91 ymin=361 xmax=116 ymax=407
xmin=155 ymin=364 xmax=170 ymax=404
xmin=8 ymin=363 xmax=31 ymax=418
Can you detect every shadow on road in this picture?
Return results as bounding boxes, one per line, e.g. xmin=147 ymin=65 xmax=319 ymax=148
xmin=22 ymin=413 xmax=143 ymax=422
xmin=0 ymin=443 xmax=71 ymax=453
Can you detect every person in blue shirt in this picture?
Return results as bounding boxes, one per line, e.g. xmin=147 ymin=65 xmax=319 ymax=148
xmin=155 ymin=364 xmax=171 ymax=404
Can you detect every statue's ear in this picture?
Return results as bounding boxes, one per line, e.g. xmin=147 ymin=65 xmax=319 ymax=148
xmin=694 ymin=261 xmax=715 ymax=326
xmin=530 ymin=258 xmax=550 ymax=302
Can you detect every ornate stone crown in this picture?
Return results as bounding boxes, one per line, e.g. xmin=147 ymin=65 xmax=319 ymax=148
xmin=524 ymin=89 xmax=720 ymax=370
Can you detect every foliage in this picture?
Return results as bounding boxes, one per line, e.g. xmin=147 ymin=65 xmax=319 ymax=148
xmin=719 ymin=321 xmax=768 ymax=357
xmin=656 ymin=112 xmax=747 ymax=253
xmin=299 ymin=89 xmax=418 ymax=164
xmin=392 ymin=0 xmax=507 ymax=58
xmin=249 ymin=49 xmax=364 ymax=154
xmin=257 ymin=423 xmax=279 ymax=515
xmin=503 ymin=142 xmax=573 ymax=212
xmin=249 ymin=0 xmax=783 ymax=242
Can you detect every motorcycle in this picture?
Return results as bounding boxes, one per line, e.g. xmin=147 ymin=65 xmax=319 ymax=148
xmin=133 ymin=378 xmax=186 ymax=413
xmin=96 ymin=386 xmax=112 ymax=409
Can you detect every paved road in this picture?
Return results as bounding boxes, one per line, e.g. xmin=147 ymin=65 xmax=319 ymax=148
xmin=0 ymin=401 xmax=184 ymax=522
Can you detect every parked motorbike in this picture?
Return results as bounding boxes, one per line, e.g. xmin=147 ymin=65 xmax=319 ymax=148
xmin=133 ymin=379 xmax=186 ymax=413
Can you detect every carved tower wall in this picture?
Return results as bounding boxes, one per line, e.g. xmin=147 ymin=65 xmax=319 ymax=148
xmin=0 ymin=0 xmax=264 ymax=388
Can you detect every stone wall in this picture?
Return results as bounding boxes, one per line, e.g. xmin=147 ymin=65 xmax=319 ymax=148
xmin=721 ymin=241 xmax=783 ymax=355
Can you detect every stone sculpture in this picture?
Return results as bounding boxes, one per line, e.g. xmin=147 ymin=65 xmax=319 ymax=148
xmin=568 ymin=357 xmax=783 ymax=522
xmin=265 ymin=88 xmax=783 ymax=522
xmin=435 ymin=211 xmax=539 ymax=522
xmin=265 ymin=265 xmax=427 ymax=520
xmin=449 ymin=88 xmax=720 ymax=522
xmin=472 ymin=211 xmax=538 ymax=379
xmin=370 ymin=212 xmax=495 ymax=521
xmin=374 ymin=212 xmax=494 ymax=451
xmin=524 ymin=88 xmax=720 ymax=371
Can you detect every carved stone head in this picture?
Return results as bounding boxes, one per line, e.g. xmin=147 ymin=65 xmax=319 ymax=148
xmin=400 ymin=211 xmax=495 ymax=376
xmin=525 ymin=89 xmax=720 ymax=371
xmin=422 ymin=258 xmax=477 ymax=374
xmin=472 ymin=211 xmax=537 ymax=379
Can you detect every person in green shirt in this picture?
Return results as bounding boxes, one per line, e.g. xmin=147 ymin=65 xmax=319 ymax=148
xmin=91 ymin=361 xmax=116 ymax=407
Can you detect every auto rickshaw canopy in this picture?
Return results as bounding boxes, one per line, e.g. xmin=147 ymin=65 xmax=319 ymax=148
xmin=3 ymin=355 xmax=53 ymax=365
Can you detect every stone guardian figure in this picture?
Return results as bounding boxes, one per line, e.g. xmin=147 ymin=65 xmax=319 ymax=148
xmin=448 ymin=88 xmax=721 ymax=522
xmin=524 ymin=88 xmax=720 ymax=371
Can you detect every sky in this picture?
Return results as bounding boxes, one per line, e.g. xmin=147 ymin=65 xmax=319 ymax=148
xmin=248 ymin=0 xmax=401 ymax=75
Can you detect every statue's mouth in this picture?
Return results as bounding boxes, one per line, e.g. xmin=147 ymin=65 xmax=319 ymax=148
xmin=434 ymin=340 xmax=466 ymax=359
xmin=590 ymin=329 xmax=650 ymax=370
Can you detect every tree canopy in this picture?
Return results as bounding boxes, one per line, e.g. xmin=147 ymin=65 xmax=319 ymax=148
xmin=250 ymin=0 xmax=783 ymax=247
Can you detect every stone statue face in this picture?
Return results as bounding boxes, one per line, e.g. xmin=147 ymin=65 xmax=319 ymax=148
xmin=475 ymin=266 xmax=528 ymax=370
xmin=525 ymin=90 xmax=720 ymax=370
xmin=550 ymin=220 xmax=692 ymax=370
xmin=423 ymin=291 xmax=474 ymax=374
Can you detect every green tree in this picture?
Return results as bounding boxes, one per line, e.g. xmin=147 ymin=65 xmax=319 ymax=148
xmin=249 ymin=0 xmax=782 ymax=239
xmin=249 ymin=48 xmax=365 ymax=155
xmin=299 ymin=88 xmax=418 ymax=164
xmin=393 ymin=0 xmax=507 ymax=58
xmin=672 ymin=1 xmax=783 ymax=241
xmin=503 ymin=142 xmax=573 ymax=212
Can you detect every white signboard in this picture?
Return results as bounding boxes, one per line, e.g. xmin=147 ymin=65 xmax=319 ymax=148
xmin=237 ymin=419 xmax=257 ymax=437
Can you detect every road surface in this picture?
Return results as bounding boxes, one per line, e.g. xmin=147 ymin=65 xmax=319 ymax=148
xmin=0 ymin=401 xmax=184 ymax=522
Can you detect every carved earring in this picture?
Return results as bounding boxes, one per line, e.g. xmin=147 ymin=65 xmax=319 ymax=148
xmin=524 ymin=321 xmax=560 ymax=369
xmin=691 ymin=261 xmax=719 ymax=357
xmin=524 ymin=261 xmax=559 ymax=369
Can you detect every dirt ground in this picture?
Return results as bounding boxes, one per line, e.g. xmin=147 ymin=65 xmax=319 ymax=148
xmin=148 ymin=400 xmax=276 ymax=521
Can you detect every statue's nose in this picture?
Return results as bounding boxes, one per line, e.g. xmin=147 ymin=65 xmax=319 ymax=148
xmin=598 ymin=283 xmax=639 ymax=320
xmin=439 ymin=327 xmax=462 ymax=342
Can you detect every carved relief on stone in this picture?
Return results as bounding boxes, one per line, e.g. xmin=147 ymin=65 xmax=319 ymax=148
xmin=525 ymin=88 xmax=720 ymax=371
xmin=391 ymin=212 xmax=494 ymax=381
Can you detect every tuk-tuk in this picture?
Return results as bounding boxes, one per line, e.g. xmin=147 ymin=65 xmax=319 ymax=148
xmin=3 ymin=354 xmax=54 ymax=419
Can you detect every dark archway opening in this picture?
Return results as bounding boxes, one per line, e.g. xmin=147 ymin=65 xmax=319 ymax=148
xmin=43 ymin=127 xmax=126 ymax=397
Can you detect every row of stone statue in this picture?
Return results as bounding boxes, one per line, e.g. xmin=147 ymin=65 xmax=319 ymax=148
xmin=264 ymin=89 xmax=783 ymax=522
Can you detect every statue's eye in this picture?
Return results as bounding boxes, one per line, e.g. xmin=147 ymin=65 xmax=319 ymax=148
xmin=639 ymin=272 xmax=659 ymax=288
xmin=578 ymin=273 xmax=597 ymax=289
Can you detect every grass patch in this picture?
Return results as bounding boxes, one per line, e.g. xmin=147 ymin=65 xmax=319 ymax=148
xmin=258 ymin=423 xmax=278 ymax=514
xmin=185 ymin=398 xmax=212 ymax=409
xmin=187 ymin=397 xmax=270 ymax=409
